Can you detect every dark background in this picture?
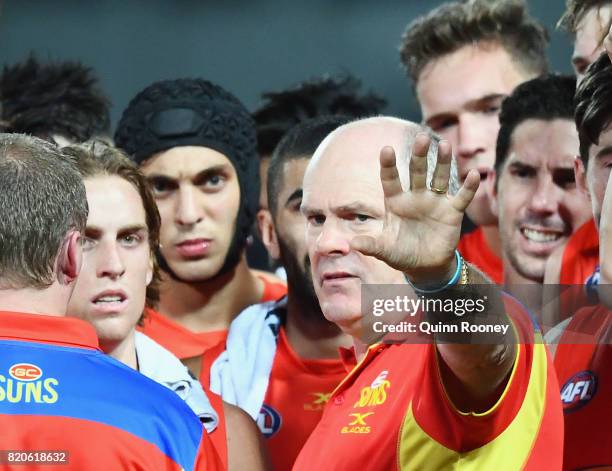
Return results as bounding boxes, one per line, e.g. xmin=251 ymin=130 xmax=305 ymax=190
xmin=0 ymin=0 xmax=574 ymax=127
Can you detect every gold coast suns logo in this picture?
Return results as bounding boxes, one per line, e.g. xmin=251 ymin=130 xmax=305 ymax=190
xmin=0 ymin=363 xmax=59 ymax=404
xmin=354 ymin=370 xmax=391 ymax=408
xmin=340 ymin=371 xmax=391 ymax=434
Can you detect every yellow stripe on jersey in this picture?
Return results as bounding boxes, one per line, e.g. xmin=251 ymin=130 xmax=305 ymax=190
xmin=437 ymin=319 xmax=521 ymax=417
xmin=398 ymin=342 xmax=548 ymax=470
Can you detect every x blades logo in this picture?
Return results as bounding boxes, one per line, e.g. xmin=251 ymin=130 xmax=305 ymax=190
xmin=304 ymin=392 xmax=332 ymax=411
xmin=341 ymin=412 xmax=374 ymax=434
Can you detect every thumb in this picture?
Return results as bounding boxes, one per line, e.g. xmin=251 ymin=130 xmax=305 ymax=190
xmin=351 ymin=235 xmax=382 ymax=258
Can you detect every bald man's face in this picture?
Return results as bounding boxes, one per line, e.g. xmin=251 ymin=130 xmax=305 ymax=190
xmin=301 ymin=124 xmax=407 ymax=337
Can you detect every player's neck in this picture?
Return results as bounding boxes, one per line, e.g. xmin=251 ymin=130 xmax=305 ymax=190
xmin=101 ymin=330 xmax=138 ymax=370
xmin=284 ymin=291 xmax=352 ymax=360
xmin=158 ymin=256 xmax=263 ymax=333
xmin=480 ymin=224 xmax=502 ymax=258
xmin=0 ymin=285 xmax=68 ymax=317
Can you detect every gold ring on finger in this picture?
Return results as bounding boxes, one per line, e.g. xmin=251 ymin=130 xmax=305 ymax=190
xmin=430 ymin=186 xmax=447 ymax=194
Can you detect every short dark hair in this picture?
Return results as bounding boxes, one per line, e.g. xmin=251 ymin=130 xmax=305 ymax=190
xmin=400 ymin=0 xmax=549 ymax=85
xmin=558 ymin=0 xmax=612 ymax=33
xmin=1 ymin=56 xmax=111 ymax=143
xmin=495 ymin=74 xmax=577 ymax=176
xmin=0 ymin=133 xmax=88 ymax=289
xmin=575 ymin=53 xmax=612 ymax=166
xmin=267 ymin=115 xmax=349 ymax=218
xmin=62 ymin=141 xmax=162 ymax=308
xmin=253 ymin=75 xmax=386 ymax=158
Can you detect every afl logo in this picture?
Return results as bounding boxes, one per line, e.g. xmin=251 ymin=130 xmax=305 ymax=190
xmin=9 ymin=363 xmax=43 ymax=382
xmin=257 ymin=404 xmax=282 ymax=438
xmin=560 ymin=370 xmax=598 ymax=412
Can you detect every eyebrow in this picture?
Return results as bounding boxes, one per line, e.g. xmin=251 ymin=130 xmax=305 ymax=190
xmin=506 ymin=160 xmax=536 ymax=171
xmin=146 ymin=164 xmax=230 ymax=183
xmin=285 ymin=189 xmax=303 ymax=207
xmin=334 ymin=202 xmax=379 ymax=214
xmin=85 ymin=224 xmax=148 ymax=237
xmin=425 ymin=93 xmax=506 ymax=126
xmin=595 ymin=145 xmax=612 ymax=159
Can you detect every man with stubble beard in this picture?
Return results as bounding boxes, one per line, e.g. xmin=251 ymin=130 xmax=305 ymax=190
xmin=204 ymin=116 xmax=353 ymax=471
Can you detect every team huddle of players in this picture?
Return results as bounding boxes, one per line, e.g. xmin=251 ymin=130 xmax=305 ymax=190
xmin=0 ymin=0 xmax=610 ymax=470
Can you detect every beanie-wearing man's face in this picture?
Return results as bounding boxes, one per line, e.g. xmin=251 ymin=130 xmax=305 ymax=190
xmin=493 ymin=119 xmax=592 ymax=282
xmin=417 ymin=43 xmax=532 ymax=227
xmin=140 ymin=146 xmax=240 ymax=281
xmin=573 ymin=4 xmax=612 ymax=82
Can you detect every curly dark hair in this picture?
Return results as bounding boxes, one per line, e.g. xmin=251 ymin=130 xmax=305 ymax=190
xmin=1 ymin=55 xmax=111 ymax=143
xmin=575 ymin=53 xmax=612 ymax=166
xmin=558 ymin=0 xmax=611 ymax=33
xmin=253 ymin=74 xmax=386 ymax=158
xmin=267 ymin=115 xmax=350 ymax=217
xmin=400 ymin=0 xmax=549 ymax=85
xmin=495 ymin=74 xmax=577 ymax=176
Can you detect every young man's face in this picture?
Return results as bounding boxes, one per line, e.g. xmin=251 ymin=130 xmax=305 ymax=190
xmin=416 ymin=44 xmax=531 ymax=227
xmin=302 ymin=123 xmax=407 ymax=336
xmin=579 ymin=124 xmax=612 ymax=228
xmin=493 ymin=119 xmax=592 ymax=282
xmin=68 ymin=176 xmax=152 ymax=348
xmin=140 ymin=146 xmax=240 ymax=282
xmin=573 ymin=4 xmax=612 ymax=82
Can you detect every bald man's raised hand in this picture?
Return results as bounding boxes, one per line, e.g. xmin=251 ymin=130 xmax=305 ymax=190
xmin=350 ymin=133 xmax=480 ymax=284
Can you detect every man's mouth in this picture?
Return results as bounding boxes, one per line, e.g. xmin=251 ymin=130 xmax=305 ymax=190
xmin=175 ymin=239 xmax=212 ymax=258
xmin=520 ymin=227 xmax=563 ymax=243
xmin=321 ymin=272 xmax=358 ymax=283
xmin=91 ymin=290 xmax=128 ymax=313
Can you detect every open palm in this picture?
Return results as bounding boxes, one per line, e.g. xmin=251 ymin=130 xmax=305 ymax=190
xmin=351 ymin=133 xmax=480 ymax=279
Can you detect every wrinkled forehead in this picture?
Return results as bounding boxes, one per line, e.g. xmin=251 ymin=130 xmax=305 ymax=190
xmin=303 ymin=119 xmax=423 ymax=194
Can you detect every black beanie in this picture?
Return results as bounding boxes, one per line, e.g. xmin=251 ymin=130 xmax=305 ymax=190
xmin=114 ymin=78 xmax=259 ymax=279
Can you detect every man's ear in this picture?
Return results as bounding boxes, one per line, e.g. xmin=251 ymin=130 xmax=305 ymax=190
xmin=57 ymin=231 xmax=82 ymax=285
xmin=258 ymin=209 xmax=280 ymax=260
xmin=574 ymin=156 xmax=591 ymax=200
xmin=486 ymin=170 xmax=499 ymax=218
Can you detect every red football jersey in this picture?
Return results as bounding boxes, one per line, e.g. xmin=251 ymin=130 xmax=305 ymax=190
xmin=458 ymin=227 xmax=504 ymax=284
xmin=559 ymin=219 xmax=599 ymax=286
xmin=259 ymin=327 xmax=346 ymax=471
xmin=555 ymin=304 xmax=611 ymax=470
xmin=293 ymin=295 xmax=563 ymax=470
xmin=139 ymin=277 xmax=287 ymax=360
xmin=0 ymin=311 xmax=221 ymax=471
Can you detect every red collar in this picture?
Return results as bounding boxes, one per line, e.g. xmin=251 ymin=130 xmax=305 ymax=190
xmin=0 ymin=311 xmax=99 ymax=350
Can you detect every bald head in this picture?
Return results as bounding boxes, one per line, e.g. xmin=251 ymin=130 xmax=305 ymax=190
xmin=300 ymin=116 xmax=458 ymax=335
xmin=305 ymin=116 xmax=458 ymax=197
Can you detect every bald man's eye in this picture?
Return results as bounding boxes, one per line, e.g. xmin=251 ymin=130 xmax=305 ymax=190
xmin=353 ymin=214 xmax=372 ymax=223
xmin=307 ymin=214 xmax=325 ymax=226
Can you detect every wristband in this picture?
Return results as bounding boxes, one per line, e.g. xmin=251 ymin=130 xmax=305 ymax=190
xmin=406 ymin=250 xmax=463 ymax=294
